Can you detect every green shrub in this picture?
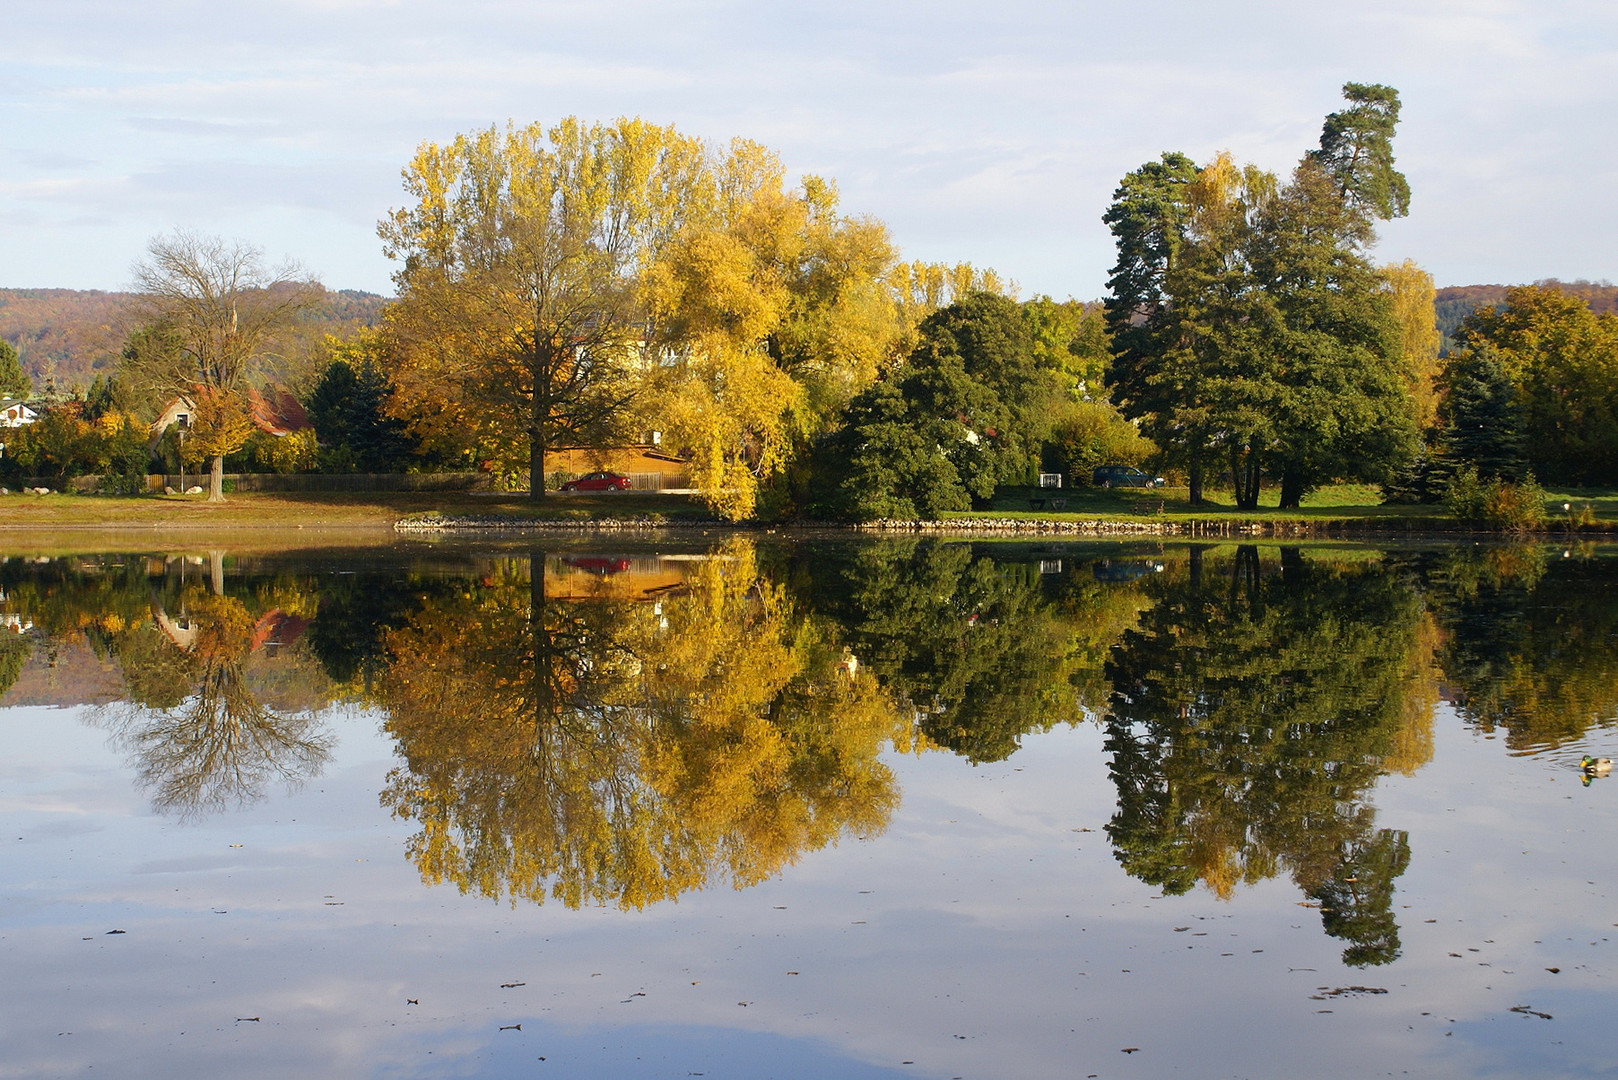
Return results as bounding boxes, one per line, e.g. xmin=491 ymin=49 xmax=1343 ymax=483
xmin=1444 ymin=466 xmax=1546 ymax=532
xmin=1044 ymin=400 xmax=1155 ymax=487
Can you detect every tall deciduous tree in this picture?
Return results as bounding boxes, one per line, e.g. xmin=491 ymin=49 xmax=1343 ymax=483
xmin=128 ymin=232 xmax=322 ymax=500
xmin=1382 ymin=259 xmax=1443 ymax=430
xmin=380 ymin=118 xmax=712 ymax=498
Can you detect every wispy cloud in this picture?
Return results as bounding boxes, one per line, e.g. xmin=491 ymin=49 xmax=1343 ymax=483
xmin=2 ymin=0 xmax=1615 ymax=292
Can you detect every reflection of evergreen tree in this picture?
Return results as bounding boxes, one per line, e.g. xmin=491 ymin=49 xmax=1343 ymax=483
xmin=1310 ymin=828 xmax=1411 ymax=968
xmin=1104 ymin=547 xmax=1427 ymax=965
xmin=305 ymin=573 xmax=436 ymax=686
xmin=802 ymin=539 xmax=1082 ymax=763
xmin=1426 ymin=547 xmax=1618 ymax=750
xmin=0 ymin=629 xmax=33 ymax=698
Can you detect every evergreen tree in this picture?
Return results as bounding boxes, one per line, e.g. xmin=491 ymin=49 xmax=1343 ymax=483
xmin=1437 ymin=343 xmax=1527 ymax=481
xmin=306 ymin=351 xmax=417 ymax=472
xmin=1101 ymin=85 xmax=1420 ymax=509
xmin=812 ymin=293 xmax=1047 ymax=520
xmin=1101 ymin=153 xmax=1208 ymax=500
xmin=0 ymin=339 xmax=30 ymax=400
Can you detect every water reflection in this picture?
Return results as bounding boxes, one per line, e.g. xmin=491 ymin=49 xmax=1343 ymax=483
xmin=376 ymin=542 xmax=906 ymax=909
xmin=3 ymin=541 xmax=1618 ymax=937
xmin=5 ymin=555 xmax=336 ymax=818
xmin=1103 ymin=547 xmax=1435 ymax=965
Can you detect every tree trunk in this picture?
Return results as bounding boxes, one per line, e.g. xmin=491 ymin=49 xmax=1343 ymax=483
xmin=1231 ymin=445 xmax=1263 ymax=511
xmin=1278 ymin=469 xmax=1306 ymax=509
xmin=530 ymin=431 xmax=547 ymax=503
xmin=530 ymin=549 xmax=552 ymax=765
xmin=208 ymin=455 xmax=226 ymax=502
xmin=1188 ymin=459 xmax=1204 ymax=506
xmin=529 ymin=350 xmax=548 ymax=503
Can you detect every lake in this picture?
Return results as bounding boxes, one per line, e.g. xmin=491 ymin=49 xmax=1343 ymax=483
xmin=2 ymin=537 xmax=1615 ymax=1079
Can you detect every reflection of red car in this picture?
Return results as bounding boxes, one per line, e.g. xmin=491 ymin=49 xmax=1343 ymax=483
xmin=564 ymin=556 xmax=632 ymax=575
xmin=560 ymin=471 xmax=632 ymax=492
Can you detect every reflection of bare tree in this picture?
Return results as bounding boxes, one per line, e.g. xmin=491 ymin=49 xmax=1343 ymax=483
xmin=92 ymin=583 xmax=332 ymax=820
xmin=98 ymin=667 xmax=331 ymax=820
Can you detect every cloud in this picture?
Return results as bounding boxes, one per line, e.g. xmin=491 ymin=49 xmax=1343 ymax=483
xmin=1 ymin=0 xmax=1616 ymax=293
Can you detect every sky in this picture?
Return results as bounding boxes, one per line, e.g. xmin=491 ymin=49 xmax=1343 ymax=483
xmin=3 ymin=0 xmax=1616 ymax=299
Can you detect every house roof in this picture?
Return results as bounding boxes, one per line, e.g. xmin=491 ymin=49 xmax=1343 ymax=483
xmin=248 ymin=386 xmax=311 ymax=438
xmin=150 ymin=386 xmax=313 ymax=440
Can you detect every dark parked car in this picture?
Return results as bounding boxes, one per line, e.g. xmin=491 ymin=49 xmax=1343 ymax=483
xmin=1092 ymin=465 xmax=1165 ymax=488
xmin=560 ymin=471 xmax=632 ymax=492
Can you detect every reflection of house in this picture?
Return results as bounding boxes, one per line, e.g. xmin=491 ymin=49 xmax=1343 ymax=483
xmin=152 ymin=605 xmax=310 ymax=657
xmin=545 ymin=445 xmax=689 ymax=491
xmin=547 ymin=555 xmax=693 ymax=602
xmin=0 ymin=399 xmax=38 ymax=428
xmin=248 ymin=611 xmax=310 ymax=657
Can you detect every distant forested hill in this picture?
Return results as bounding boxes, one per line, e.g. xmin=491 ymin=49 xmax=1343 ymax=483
xmin=1437 ymin=280 xmax=1618 ymax=348
xmin=0 ymin=287 xmax=390 ymax=391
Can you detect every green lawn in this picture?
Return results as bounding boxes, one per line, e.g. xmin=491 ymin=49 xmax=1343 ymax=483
xmin=9 ymin=481 xmax=1618 ymax=538
xmin=960 ymin=483 xmax=1433 ymax=522
xmin=954 ymin=482 xmax=1618 ymax=531
xmin=0 ymin=488 xmax=717 ymax=533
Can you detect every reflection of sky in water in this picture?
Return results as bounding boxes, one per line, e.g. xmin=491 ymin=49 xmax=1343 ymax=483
xmin=4 ymin=693 xmax=1616 ymax=1080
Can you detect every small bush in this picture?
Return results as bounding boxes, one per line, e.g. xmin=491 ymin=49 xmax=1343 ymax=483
xmin=1444 ymin=466 xmax=1546 ymax=532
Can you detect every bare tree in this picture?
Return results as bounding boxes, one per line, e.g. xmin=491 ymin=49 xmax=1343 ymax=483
xmin=129 ymin=231 xmax=323 ymax=500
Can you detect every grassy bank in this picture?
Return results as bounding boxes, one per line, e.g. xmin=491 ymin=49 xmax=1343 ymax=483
xmin=935 ymin=484 xmax=1618 ymax=534
xmin=6 ymin=483 xmax=1618 ymax=538
xmin=0 ymin=489 xmax=719 ymax=533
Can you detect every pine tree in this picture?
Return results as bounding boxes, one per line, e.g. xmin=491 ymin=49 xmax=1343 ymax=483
xmin=1438 ymin=343 xmax=1528 ymax=481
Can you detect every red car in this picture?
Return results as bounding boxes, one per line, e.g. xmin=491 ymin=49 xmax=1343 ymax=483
xmin=560 ymin=471 xmax=632 ymax=492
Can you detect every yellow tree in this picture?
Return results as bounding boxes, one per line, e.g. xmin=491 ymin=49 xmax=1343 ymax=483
xmin=642 ymin=160 xmax=1009 ymax=518
xmin=128 ymin=231 xmax=323 ymax=501
xmin=379 ymin=118 xmax=712 ymax=497
xmin=1381 ymin=259 xmax=1443 ymax=429
xmin=642 ymin=149 xmax=808 ymax=519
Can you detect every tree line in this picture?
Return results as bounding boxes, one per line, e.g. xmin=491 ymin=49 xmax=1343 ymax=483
xmin=8 ymin=86 xmax=1618 ymax=511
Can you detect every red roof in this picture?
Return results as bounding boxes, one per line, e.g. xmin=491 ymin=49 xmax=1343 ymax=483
xmin=247 ymin=386 xmax=312 ymax=437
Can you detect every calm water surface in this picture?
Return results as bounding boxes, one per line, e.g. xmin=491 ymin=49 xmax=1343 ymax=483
xmin=2 ymin=539 xmax=1615 ymax=1079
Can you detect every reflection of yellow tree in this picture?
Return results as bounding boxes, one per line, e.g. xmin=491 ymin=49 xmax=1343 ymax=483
xmin=95 ymin=584 xmax=333 ymax=819
xmin=379 ymin=540 xmax=905 ymax=909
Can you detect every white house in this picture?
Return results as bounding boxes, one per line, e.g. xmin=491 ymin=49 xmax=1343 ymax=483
xmin=0 ymin=399 xmax=38 ymax=428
